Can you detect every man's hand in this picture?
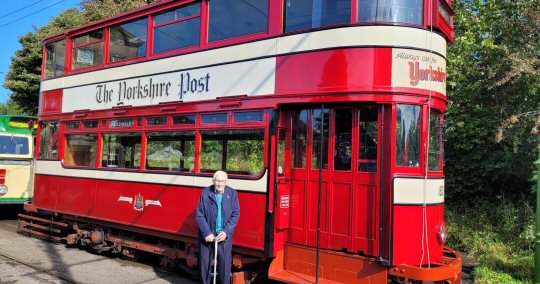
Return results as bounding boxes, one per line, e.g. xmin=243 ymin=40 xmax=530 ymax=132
xmin=216 ymin=231 xmax=227 ymax=242
xmin=205 ymin=234 xmax=215 ymax=242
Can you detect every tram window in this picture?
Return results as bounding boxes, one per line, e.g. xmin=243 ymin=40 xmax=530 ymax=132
xmin=0 ymin=135 xmax=30 ymax=155
xmin=64 ymin=134 xmax=98 ymax=167
xmin=285 ymin=0 xmax=351 ymax=32
xmin=202 ymin=113 xmax=228 ymax=124
xmin=72 ymin=30 xmax=104 ymax=70
xmin=109 ymin=18 xmax=148 ymax=62
xmin=173 ymin=115 xmax=196 ymax=125
xmin=83 ymin=121 xmax=99 ymax=129
xmin=102 ymin=133 xmax=141 ymax=169
xmin=292 ymin=110 xmax=308 ymax=168
xmin=44 ymin=39 xmax=66 ymax=79
xmin=39 ymin=121 xmax=59 ymax=159
xmin=66 ymin=121 xmax=80 ymax=130
xmin=312 ymin=109 xmax=329 ymax=169
xmin=277 ymin=129 xmax=286 ymax=176
xmin=153 ymin=2 xmax=201 ymax=54
xmin=396 ymin=104 xmax=421 ymax=167
xmin=234 ymin=111 xmax=264 ymax=122
xmin=358 ymin=0 xmax=423 ymax=25
xmin=200 ymin=129 xmax=264 ymax=175
xmin=147 ymin=116 xmax=168 ymax=126
xmin=334 ymin=108 xmax=352 ymax=171
xmin=359 ymin=106 xmax=378 ymax=172
xmin=209 ymin=0 xmax=269 ymax=42
xmin=428 ymin=111 xmax=443 ymax=171
xmin=146 ymin=131 xmax=195 ymax=172
xmin=110 ymin=119 xmax=135 ymax=128
xmin=81 ymin=121 xmax=96 ymax=129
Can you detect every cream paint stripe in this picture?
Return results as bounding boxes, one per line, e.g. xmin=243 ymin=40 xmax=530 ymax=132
xmin=393 ymin=177 xmax=444 ymax=205
xmin=35 ymin=160 xmax=268 ymax=193
xmin=277 ymin=26 xmax=446 ymax=56
xmin=41 ymin=26 xmax=446 ymax=92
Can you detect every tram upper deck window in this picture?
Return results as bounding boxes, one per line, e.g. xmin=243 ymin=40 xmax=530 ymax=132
xmin=44 ymin=39 xmax=66 ymax=79
xmin=396 ymin=104 xmax=421 ymax=167
xmin=358 ymin=0 xmax=423 ymax=25
xmin=109 ymin=18 xmax=148 ymax=62
xmin=209 ymin=0 xmax=269 ymax=42
xmin=285 ymin=0 xmax=351 ymax=32
xmin=153 ymin=2 xmax=201 ymax=54
xmin=72 ymin=30 xmax=105 ymax=70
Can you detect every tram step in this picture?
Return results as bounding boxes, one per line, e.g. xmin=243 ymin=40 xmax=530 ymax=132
xmin=17 ymin=214 xmax=68 ymax=227
xmin=18 ymin=226 xmax=61 ymax=242
xmin=18 ymin=220 xmax=62 ymax=234
xmin=269 ymin=243 xmax=387 ymax=284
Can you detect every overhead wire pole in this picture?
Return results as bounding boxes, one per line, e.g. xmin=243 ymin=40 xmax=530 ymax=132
xmin=316 ymin=105 xmax=324 ymax=284
xmin=534 ymin=144 xmax=540 ymax=284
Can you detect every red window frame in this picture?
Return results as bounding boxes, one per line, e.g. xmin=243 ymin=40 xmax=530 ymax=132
xmin=71 ymin=29 xmax=106 ymax=71
xmin=151 ymin=1 xmax=202 ymax=56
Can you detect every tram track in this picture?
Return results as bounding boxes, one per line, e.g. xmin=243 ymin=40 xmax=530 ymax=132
xmin=0 ymin=250 xmax=81 ymax=284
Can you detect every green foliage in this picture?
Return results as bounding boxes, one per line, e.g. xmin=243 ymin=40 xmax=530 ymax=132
xmin=0 ymin=99 xmax=23 ymax=115
xmin=445 ymin=0 xmax=540 ymax=201
xmin=82 ymin=0 xmax=161 ymax=22
xmin=446 ymin=198 xmax=534 ymax=282
xmin=3 ymin=32 xmax=42 ymax=115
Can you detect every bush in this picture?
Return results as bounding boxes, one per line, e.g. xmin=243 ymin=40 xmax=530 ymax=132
xmin=446 ymin=196 xmax=534 ymax=282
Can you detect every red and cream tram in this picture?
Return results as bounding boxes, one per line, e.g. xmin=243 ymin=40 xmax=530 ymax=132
xmin=21 ymin=0 xmax=461 ymax=282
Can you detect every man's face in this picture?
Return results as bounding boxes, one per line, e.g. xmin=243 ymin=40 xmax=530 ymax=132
xmin=213 ymin=174 xmax=227 ymax=193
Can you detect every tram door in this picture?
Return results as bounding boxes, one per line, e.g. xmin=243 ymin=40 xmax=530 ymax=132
xmin=285 ymin=106 xmax=380 ymax=256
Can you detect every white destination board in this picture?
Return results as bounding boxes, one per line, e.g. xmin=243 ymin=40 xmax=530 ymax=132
xmin=62 ymin=58 xmax=276 ymax=112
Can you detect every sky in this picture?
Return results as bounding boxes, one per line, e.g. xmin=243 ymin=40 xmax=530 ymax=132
xmin=0 ymin=0 xmax=81 ymax=104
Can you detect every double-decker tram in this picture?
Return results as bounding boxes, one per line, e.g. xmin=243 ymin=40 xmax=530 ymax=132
xmin=0 ymin=115 xmax=37 ymax=204
xmin=20 ymin=0 xmax=462 ymax=282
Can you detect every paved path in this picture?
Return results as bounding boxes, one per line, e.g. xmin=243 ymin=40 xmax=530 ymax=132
xmin=0 ymin=205 xmax=196 ymax=284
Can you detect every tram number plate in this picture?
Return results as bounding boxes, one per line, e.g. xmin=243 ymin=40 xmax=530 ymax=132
xmin=280 ymin=195 xmax=290 ymax=208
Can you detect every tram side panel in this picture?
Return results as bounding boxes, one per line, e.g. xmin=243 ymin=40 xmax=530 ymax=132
xmin=33 ymin=166 xmax=268 ymax=252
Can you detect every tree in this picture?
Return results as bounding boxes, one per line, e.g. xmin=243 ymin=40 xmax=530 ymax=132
xmin=0 ymin=99 xmax=23 ymax=115
xmin=82 ymin=0 xmax=160 ymax=22
xmin=445 ymin=0 xmax=540 ymax=201
xmin=3 ymin=1 xmax=161 ymax=115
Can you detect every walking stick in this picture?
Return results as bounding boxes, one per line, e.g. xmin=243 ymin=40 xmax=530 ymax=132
xmin=213 ymin=238 xmax=218 ymax=284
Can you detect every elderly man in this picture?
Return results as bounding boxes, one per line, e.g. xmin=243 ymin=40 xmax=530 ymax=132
xmin=196 ymin=171 xmax=240 ymax=284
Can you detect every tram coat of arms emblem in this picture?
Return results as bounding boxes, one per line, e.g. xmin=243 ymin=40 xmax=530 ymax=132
xmin=134 ymin=193 xmax=144 ymax=211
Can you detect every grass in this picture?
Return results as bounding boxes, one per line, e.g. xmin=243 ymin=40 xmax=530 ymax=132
xmin=446 ymin=196 xmax=535 ymax=283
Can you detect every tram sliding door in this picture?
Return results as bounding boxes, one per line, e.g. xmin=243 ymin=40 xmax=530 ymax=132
xmin=286 ymin=106 xmax=380 ymax=256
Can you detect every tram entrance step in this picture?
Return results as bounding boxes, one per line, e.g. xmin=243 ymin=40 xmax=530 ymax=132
xmin=17 ymin=213 xmax=67 ymax=242
xmin=268 ymin=243 xmax=387 ymax=284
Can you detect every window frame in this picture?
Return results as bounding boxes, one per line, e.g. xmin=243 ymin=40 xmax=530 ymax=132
xmin=394 ymin=103 xmax=424 ymax=174
xmin=71 ymin=29 xmax=106 ymax=71
xmin=152 ymin=1 xmax=202 ymax=55
xmin=108 ymin=17 xmax=149 ymax=64
xmin=54 ymin=110 xmax=268 ymax=178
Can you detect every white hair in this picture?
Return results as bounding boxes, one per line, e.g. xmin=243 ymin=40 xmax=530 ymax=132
xmin=213 ymin=170 xmax=228 ymax=181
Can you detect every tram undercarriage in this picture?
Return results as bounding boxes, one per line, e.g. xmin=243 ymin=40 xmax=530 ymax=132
xmin=19 ymin=203 xmax=461 ymax=284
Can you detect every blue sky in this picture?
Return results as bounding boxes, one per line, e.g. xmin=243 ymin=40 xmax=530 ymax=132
xmin=0 ymin=0 xmax=81 ymax=103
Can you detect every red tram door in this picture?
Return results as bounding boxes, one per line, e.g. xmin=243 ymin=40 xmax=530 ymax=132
xmin=282 ymin=106 xmax=381 ymax=256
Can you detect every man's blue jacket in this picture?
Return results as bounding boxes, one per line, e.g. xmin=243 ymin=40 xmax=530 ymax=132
xmin=196 ymin=185 xmax=240 ymax=239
